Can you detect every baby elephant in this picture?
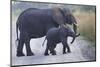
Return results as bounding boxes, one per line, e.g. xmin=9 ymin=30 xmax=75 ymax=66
xmin=43 ymin=26 xmax=80 ymax=56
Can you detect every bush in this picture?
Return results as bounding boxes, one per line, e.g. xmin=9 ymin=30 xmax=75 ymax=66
xmin=74 ymin=11 xmax=96 ymax=42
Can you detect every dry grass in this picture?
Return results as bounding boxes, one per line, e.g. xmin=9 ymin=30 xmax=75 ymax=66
xmin=74 ymin=11 xmax=96 ymax=42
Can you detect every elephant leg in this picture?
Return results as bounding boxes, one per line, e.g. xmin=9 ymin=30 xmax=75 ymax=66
xmin=16 ymin=33 xmax=25 ymax=57
xmin=61 ymin=38 xmax=71 ymax=54
xmin=63 ymin=45 xmax=67 ymax=54
xmin=64 ymin=43 xmax=71 ymax=53
xmin=25 ymin=37 xmax=34 ymax=56
xmin=50 ymin=49 xmax=56 ymax=55
xmin=49 ymin=44 xmax=56 ymax=55
xmin=44 ymin=42 xmax=49 ymax=56
xmin=44 ymin=47 xmax=49 ymax=56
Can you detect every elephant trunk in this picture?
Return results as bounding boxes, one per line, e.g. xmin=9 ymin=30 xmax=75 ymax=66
xmin=70 ymin=22 xmax=80 ymax=44
xmin=70 ymin=33 xmax=80 ymax=44
xmin=73 ymin=23 xmax=77 ymax=34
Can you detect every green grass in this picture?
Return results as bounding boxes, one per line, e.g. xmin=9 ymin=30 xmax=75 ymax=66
xmin=74 ymin=11 xmax=96 ymax=43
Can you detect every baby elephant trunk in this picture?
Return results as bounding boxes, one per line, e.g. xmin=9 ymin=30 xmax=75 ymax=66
xmin=70 ymin=33 xmax=80 ymax=44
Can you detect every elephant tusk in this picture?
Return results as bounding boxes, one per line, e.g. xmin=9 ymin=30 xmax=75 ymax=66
xmin=62 ymin=23 xmax=71 ymax=29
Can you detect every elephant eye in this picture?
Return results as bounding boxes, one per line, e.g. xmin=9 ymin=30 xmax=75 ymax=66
xmin=65 ymin=15 xmax=73 ymax=24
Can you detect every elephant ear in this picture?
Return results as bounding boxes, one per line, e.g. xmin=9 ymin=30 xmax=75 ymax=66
xmin=52 ymin=7 xmax=66 ymax=25
xmin=65 ymin=8 xmax=77 ymax=24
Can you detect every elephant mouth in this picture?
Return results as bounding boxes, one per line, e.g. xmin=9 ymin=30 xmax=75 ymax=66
xmin=64 ymin=23 xmax=80 ymax=36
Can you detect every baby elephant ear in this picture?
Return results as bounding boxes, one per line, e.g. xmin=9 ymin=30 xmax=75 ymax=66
xmin=52 ymin=7 xmax=65 ymax=25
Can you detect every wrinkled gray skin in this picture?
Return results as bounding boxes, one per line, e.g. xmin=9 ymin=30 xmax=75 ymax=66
xmin=16 ymin=7 xmax=78 ymax=57
xmin=43 ymin=26 xmax=80 ymax=56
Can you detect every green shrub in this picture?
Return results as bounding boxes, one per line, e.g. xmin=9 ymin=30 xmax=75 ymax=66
xmin=74 ymin=11 xmax=96 ymax=42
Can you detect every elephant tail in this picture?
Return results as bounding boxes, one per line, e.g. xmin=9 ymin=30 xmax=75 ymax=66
xmin=42 ymin=37 xmax=46 ymax=47
xmin=16 ymin=21 xmax=19 ymax=41
xmin=15 ymin=21 xmax=19 ymax=48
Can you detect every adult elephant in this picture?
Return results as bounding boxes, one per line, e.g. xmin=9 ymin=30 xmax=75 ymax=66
xmin=16 ymin=7 xmax=78 ymax=57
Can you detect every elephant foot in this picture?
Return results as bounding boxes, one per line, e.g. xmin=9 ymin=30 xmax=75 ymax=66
xmin=16 ymin=52 xmax=25 ymax=57
xmin=63 ymin=51 xmax=71 ymax=54
xmin=63 ymin=52 xmax=67 ymax=54
xmin=52 ymin=53 xmax=56 ymax=55
xmin=44 ymin=53 xmax=49 ymax=56
xmin=51 ymin=51 xmax=56 ymax=55
xmin=67 ymin=50 xmax=71 ymax=53
xmin=27 ymin=52 xmax=34 ymax=56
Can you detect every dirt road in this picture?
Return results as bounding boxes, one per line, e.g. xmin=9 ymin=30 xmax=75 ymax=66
xmin=11 ymin=36 xmax=95 ymax=66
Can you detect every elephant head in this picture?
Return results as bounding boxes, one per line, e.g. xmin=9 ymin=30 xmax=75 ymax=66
xmin=52 ymin=7 xmax=79 ymax=35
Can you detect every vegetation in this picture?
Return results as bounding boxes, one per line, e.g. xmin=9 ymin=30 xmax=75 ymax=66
xmin=74 ymin=11 xmax=96 ymax=43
